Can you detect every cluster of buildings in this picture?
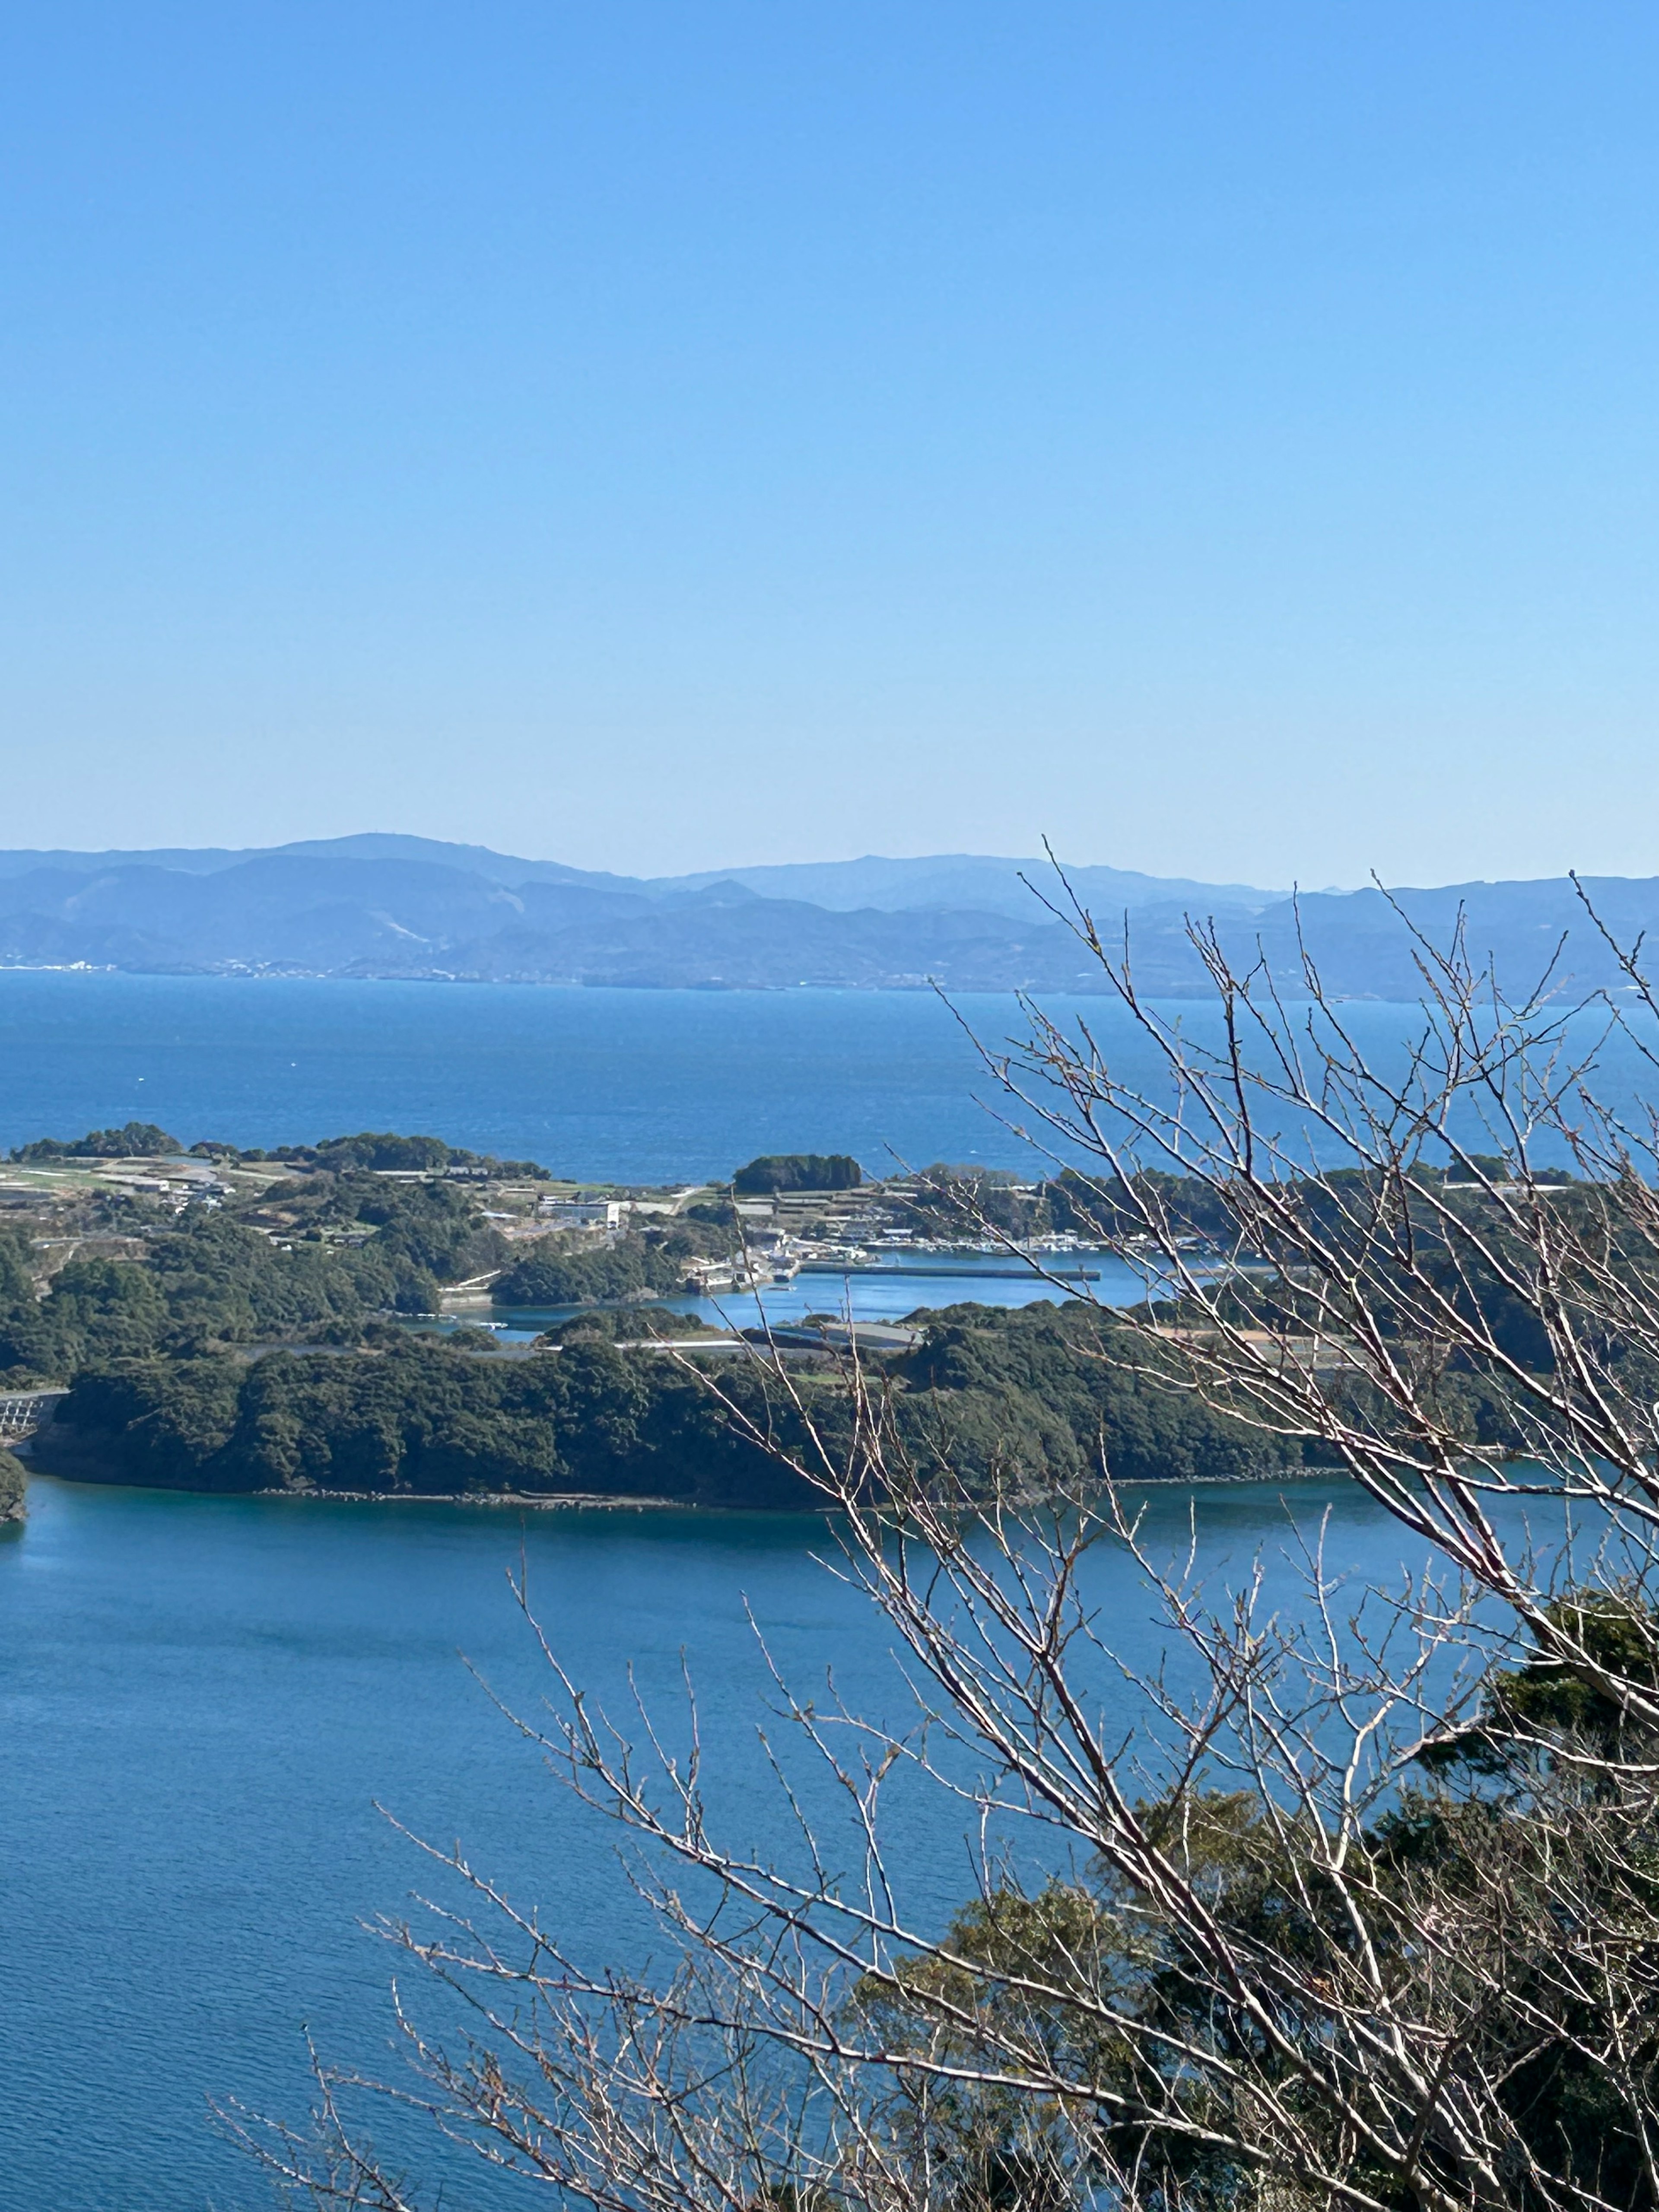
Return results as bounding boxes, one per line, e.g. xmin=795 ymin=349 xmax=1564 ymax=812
xmin=534 ymin=1189 xmax=696 ymax=1232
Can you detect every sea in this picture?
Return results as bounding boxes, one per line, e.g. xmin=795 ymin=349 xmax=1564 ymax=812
xmin=0 ymin=969 xmax=1067 ymax=1182
xmin=0 ymin=973 xmax=1608 ymax=2207
xmin=4 ymin=1476 xmax=1462 ymax=2212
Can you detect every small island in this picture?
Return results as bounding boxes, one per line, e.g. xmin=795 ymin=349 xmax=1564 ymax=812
xmin=0 ymin=1125 xmax=1300 ymax=1509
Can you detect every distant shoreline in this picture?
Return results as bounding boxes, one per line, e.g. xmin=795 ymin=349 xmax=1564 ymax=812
xmin=24 ymin=1467 xmax=1348 ymax=1512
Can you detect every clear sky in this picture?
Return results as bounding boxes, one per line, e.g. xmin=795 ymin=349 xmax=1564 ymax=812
xmin=2 ymin=3 xmax=1657 ymax=889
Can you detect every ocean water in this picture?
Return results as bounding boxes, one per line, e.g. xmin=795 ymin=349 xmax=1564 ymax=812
xmin=0 ymin=971 xmax=1066 ymax=1181
xmin=1 ymin=1472 xmax=1443 ymax=2212
xmin=0 ymin=972 xmax=1621 ymax=2207
xmin=0 ymin=969 xmax=1631 ymax=1184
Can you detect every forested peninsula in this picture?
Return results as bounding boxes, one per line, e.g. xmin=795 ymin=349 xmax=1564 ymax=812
xmin=33 ymin=1307 xmax=1297 ymax=1506
xmin=0 ymin=1126 xmax=1302 ymax=1506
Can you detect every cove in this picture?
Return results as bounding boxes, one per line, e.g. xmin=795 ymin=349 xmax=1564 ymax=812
xmin=4 ymin=1469 xmax=1442 ymax=2210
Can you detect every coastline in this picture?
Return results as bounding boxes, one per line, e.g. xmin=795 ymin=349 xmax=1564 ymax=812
xmin=20 ymin=1464 xmax=1348 ymax=1513
xmin=251 ymin=1484 xmax=698 ymax=1510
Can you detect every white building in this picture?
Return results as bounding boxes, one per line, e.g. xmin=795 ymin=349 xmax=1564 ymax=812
xmin=537 ymin=1198 xmax=625 ymax=1230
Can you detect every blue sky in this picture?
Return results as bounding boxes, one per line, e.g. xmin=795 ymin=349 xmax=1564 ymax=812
xmin=2 ymin=3 xmax=1657 ymax=888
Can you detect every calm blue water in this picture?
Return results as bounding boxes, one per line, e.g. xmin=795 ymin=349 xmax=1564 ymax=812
xmin=0 ymin=972 xmax=1062 ymax=1181
xmin=1 ymin=1472 xmax=1449 ymax=2212
xmin=0 ymin=969 xmax=1633 ymax=1183
xmin=465 ymin=1252 xmax=1158 ymax=1341
xmin=0 ymin=973 xmax=1619 ymax=2208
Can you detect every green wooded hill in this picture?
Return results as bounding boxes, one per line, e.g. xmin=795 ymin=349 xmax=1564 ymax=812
xmin=0 ymin=1131 xmax=1319 ymax=1504
xmin=491 ymin=1237 xmax=695 ymax=1306
xmin=0 ymin=1181 xmax=502 ymax=1377
xmin=34 ymin=1301 xmax=1306 ymax=1505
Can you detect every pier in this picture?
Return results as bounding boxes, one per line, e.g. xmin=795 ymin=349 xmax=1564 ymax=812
xmin=798 ymin=1260 xmax=1103 ymax=1281
xmin=0 ymin=1389 xmax=69 ymax=1440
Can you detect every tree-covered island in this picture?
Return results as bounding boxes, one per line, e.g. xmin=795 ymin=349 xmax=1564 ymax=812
xmin=0 ymin=1130 xmax=1317 ymax=1506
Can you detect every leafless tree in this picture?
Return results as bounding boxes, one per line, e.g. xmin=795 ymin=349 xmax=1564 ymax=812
xmin=229 ymin=884 xmax=1659 ymax=2212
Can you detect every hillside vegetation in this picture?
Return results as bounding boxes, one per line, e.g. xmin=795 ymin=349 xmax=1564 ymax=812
xmin=0 ymin=1125 xmax=1314 ymax=1505
xmin=35 ymin=1300 xmax=1304 ymax=1505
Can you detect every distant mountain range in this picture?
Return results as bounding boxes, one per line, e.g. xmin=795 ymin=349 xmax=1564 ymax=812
xmin=0 ymin=835 xmax=1281 ymax=921
xmin=0 ymin=835 xmax=1649 ymax=999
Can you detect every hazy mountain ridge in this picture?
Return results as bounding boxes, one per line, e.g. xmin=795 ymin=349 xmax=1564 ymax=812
xmin=0 ymin=838 xmax=1649 ymax=996
xmin=0 ymin=836 xmax=1281 ymax=918
xmin=656 ymin=852 xmax=1283 ymax=919
xmin=0 ymin=857 xmax=1106 ymax=988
